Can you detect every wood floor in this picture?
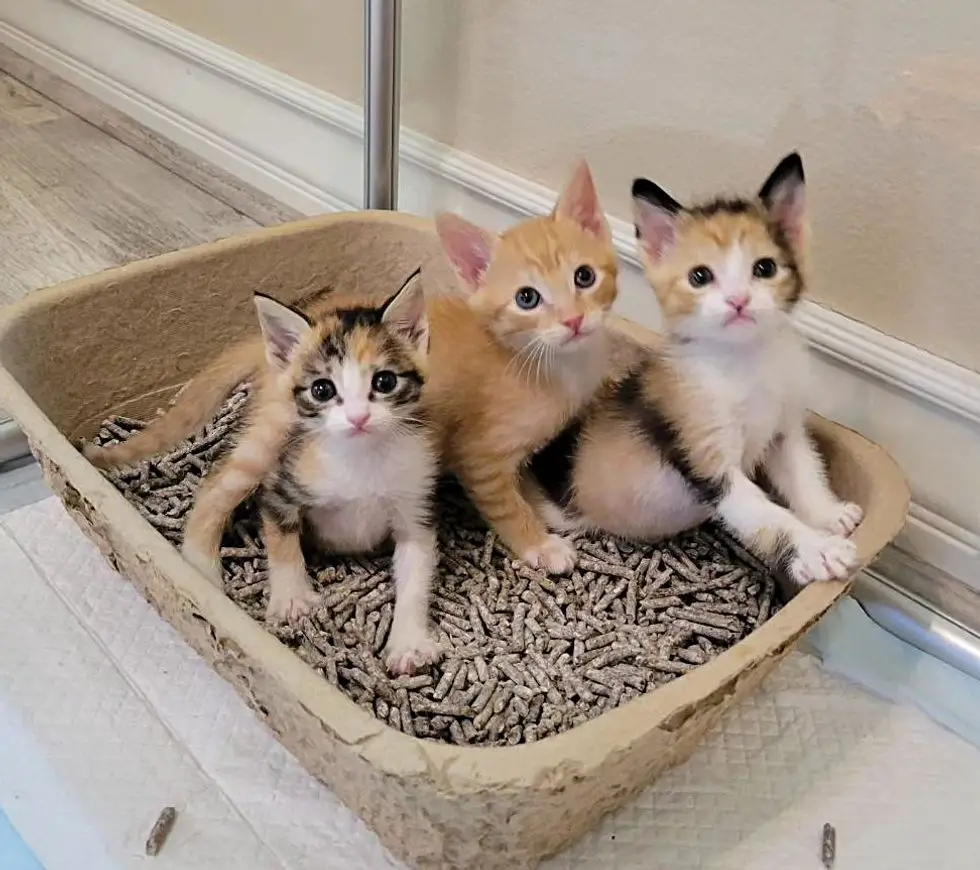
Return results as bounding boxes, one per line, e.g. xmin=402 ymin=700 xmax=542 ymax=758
xmin=0 ymin=58 xmax=294 ymax=453
xmin=0 ymin=72 xmax=268 ymax=303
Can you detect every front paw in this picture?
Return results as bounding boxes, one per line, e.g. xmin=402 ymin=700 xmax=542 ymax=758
xmin=811 ymin=501 xmax=863 ymax=537
xmin=266 ymin=586 xmax=320 ymax=623
xmin=522 ymin=534 xmax=577 ymax=574
xmin=384 ymin=624 xmax=442 ymax=675
xmin=788 ymin=529 xmax=859 ymax=586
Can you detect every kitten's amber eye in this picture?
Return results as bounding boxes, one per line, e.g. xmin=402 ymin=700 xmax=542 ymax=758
xmin=371 ymin=370 xmax=398 ymax=394
xmin=688 ymin=265 xmax=714 ymax=288
xmin=310 ymin=378 xmax=336 ymax=402
xmin=514 ymin=287 xmax=542 ymax=310
xmin=752 ymin=257 xmax=778 ymax=279
xmin=573 ymin=265 xmax=596 ymax=289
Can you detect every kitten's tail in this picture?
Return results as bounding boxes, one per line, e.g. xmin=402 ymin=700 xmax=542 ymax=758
xmin=83 ymin=338 xmax=265 ymax=470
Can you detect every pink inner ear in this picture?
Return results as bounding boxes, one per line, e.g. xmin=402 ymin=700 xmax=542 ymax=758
xmin=633 ymin=201 xmax=677 ymax=260
xmin=555 ymin=162 xmax=608 ymax=239
xmin=773 ymin=186 xmax=806 ymax=247
xmin=264 ymin=321 xmax=301 ymax=366
xmin=436 ymin=214 xmax=494 ymax=289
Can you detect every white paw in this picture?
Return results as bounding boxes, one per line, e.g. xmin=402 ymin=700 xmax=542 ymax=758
xmin=181 ymin=542 xmax=223 ymax=587
xmin=522 ymin=534 xmax=577 ymax=574
xmin=789 ymin=529 xmax=859 ymax=586
xmin=384 ymin=625 xmax=442 ymax=675
xmin=813 ymin=501 xmax=864 ymax=537
xmin=265 ymin=586 xmax=320 ymax=623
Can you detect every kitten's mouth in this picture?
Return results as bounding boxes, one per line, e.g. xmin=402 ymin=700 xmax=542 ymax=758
xmin=723 ymin=312 xmax=756 ymax=327
xmin=562 ymin=326 xmax=594 ymax=345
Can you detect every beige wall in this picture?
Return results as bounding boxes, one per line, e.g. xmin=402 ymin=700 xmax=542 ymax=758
xmin=136 ymin=0 xmax=980 ymax=372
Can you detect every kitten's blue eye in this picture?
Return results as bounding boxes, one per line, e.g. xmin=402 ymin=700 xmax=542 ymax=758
xmin=515 ymin=287 xmax=542 ymax=310
xmin=310 ymin=379 xmax=336 ymax=402
xmin=752 ymin=257 xmax=777 ymax=279
xmin=371 ymin=370 xmax=398 ymax=394
xmin=573 ymin=265 xmax=596 ymax=289
xmin=688 ymin=265 xmax=714 ymax=288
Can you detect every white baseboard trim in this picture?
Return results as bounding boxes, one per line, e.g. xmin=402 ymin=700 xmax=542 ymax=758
xmin=1 ymin=0 xmax=978 ymax=589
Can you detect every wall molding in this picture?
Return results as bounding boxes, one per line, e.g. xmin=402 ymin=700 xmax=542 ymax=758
xmin=0 ymin=0 xmax=977 ymax=588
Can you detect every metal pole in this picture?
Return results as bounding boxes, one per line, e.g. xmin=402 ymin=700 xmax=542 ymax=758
xmin=364 ymin=0 xmax=401 ymax=210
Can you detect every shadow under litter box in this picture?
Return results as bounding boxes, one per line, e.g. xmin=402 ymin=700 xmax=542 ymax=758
xmin=91 ymin=386 xmax=782 ymax=747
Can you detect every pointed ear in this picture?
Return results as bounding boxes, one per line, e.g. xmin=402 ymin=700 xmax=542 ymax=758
xmin=758 ymin=152 xmax=806 ymax=249
xmin=253 ymin=293 xmax=312 ymax=369
xmin=632 ymin=177 xmax=683 ymax=261
xmin=435 ymin=212 xmax=496 ymax=294
xmin=380 ymin=267 xmax=429 ymax=353
xmin=553 ymin=159 xmax=611 ymax=242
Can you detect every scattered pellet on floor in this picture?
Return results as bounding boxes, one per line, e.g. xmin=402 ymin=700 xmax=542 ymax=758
xmin=92 ymin=386 xmax=783 ymax=747
xmin=145 ymin=806 xmax=178 ymax=857
xmin=821 ymin=822 xmax=836 ymax=868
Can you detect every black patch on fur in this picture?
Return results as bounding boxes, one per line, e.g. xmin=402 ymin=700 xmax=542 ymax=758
xmin=388 ymin=369 xmax=425 ymax=408
xmin=258 ymin=434 xmax=310 ymax=533
xmin=689 ymin=197 xmax=754 ymax=219
xmin=612 ymin=369 xmax=728 ymax=506
xmin=292 ymin=384 xmax=323 ymax=418
xmin=528 ymin=418 xmax=585 ymax=508
xmin=334 ymin=306 xmax=385 ymax=332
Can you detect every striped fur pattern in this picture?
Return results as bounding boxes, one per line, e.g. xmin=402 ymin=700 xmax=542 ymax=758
xmin=530 ymin=153 xmax=864 ymax=588
xmin=181 ymin=271 xmax=442 ymax=675
xmin=430 ymin=159 xmax=620 ymax=574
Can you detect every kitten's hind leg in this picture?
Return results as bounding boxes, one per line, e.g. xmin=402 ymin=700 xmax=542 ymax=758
xmin=182 ymin=411 xmax=288 ymax=586
xmin=384 ymin=521 xmax=441 ymax=675
xmin=262 ymin=507 xmax=320 ymax=622
xmin=764 ymin=422 xmax=863 ymax=536
xmin=183 ymin=463 xmax=256 ymax=586
xmin=714 ymin=469 xmax=858 ymax=587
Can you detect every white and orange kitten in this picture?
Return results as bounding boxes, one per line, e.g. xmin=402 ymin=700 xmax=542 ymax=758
xmin=531 ymin=153 xmax=863 ymax=587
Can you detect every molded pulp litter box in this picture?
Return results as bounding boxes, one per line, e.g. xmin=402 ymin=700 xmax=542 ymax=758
xmin=0 ymin=212 xmax=910 ymax=869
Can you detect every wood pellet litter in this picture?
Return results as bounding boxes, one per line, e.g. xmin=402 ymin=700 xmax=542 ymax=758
xmin=145 ymin=806 xmax=178 ymax=857
xmin=91 ymin=386 xmax=783 ymax=746
xmin=821 ymin=822 xmax=836 ymax=868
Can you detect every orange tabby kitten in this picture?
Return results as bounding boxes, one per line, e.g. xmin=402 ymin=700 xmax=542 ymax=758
xmin=530 ymin=154 xmax=862 ymax=587
xmin=427 ymin=160 xmax=620 ymax=573
xmin=85 ymin=161 xmax=621 ymax=577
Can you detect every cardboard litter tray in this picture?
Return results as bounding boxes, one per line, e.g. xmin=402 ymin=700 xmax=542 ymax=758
xmin=0 ymin=211 xmax=909 ymax=869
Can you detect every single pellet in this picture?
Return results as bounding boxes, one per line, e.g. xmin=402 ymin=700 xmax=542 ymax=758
xmin=821 ymin=822 xmax=836 ymax=868
xmin=145 ymin=806 xmax=178 ymax=856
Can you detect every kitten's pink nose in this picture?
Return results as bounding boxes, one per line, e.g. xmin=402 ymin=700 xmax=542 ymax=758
xmin=346 ymin=411 xmax=371 ymax=431
xmin=563 ymin=314 xmax=584 ymax=335
xmin=726 ymin=295 xmax=750 ymax=313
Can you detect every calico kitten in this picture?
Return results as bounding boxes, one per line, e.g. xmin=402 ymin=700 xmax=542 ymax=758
xmin=181 ymin=272 xmax=439 ymax=674
xmin=531 ymin=154 xmax=863 ymax=587
xmin=427 ymin=160 xmax=620 ymax=574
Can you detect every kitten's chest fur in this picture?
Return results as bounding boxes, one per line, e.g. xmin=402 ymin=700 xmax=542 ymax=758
xmin=295 ymin=431 xmax=435 ymax=552
xmin=680 ymin=329 xmax=807 ymax=468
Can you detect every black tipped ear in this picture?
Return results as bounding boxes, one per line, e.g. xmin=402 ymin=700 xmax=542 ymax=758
xmin=758 ymin=152 xmax=806 ymax=249
xmin=758 ymin=152 xmax=805 ymax=207
xmin=631 ymin=177 xmax=683 ymax=261
xmin=631 ymin=177 xmax=684 ymax=215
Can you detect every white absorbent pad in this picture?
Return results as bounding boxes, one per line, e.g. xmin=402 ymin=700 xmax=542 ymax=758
xmin=2 ymin=497 xmax=980 ymax=870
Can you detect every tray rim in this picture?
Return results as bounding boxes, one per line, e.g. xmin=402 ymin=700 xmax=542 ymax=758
xmin=0 ymin=209 xmax=911 ymax=794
